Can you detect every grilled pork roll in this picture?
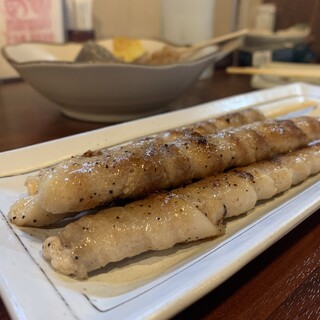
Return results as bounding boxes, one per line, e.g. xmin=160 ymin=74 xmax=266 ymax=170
xmin=36 ymin=116 xmax=320 ymax=214
xmin=42 ymin=143 xmax=320 ymax=278
xmin=25 ymin=108 xmax=265 ymax=196
xmin=9 ymin=116 xmax=320 ymax=228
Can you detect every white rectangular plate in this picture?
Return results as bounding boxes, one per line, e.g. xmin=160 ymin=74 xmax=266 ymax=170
xmin=0 ymin=83 xmax=320 ymax=320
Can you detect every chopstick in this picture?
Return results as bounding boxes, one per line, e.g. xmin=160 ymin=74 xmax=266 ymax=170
xmin=226 ymin=66 xmax=320 ymax=78
xmin=178 ymin=29 xmax=248 ymax=54
xmin=262 ymin=100 xmax=318 ymax=118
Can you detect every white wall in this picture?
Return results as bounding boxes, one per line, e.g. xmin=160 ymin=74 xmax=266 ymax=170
xmin=92 ymin=0 xmax=259 ymax=40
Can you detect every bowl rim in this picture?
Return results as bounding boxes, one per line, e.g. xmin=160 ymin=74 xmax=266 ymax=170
xmin=1 ymin=38 xmax=219 ymax=70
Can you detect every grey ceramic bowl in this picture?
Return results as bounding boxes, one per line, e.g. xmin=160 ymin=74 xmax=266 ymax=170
xmin=2 ymin=38 xmax=234 ymax=122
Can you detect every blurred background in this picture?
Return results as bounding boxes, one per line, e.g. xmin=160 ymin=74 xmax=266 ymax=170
xmin=1 ymin=0 xmax=320 ymax=81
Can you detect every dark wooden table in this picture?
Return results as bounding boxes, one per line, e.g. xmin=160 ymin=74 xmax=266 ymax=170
xmin=0 ymin=70 xmax=319 ymax=320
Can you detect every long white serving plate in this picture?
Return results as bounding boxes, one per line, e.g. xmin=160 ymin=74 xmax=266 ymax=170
xmin=0 ymin=82 xmax=319 ymax=320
